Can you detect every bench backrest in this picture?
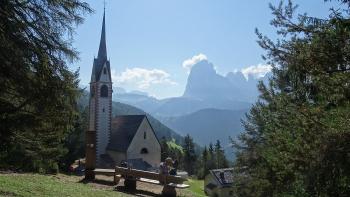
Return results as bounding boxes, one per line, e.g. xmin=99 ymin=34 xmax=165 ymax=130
xmin=115 ymin=166 xmax=187 ymax=184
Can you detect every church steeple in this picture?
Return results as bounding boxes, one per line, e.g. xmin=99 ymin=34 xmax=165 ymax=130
xmin=91 ymin=9 xmax=111 ymax=83
xmin=97 ymin=9 xmax=107 ymax=60
xmin=88 ymin=6 xmax=112 ymax=167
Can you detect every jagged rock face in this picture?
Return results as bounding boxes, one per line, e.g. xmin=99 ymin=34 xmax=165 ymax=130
xmin=183 ymin=60 xmax=267 ymax=103
xmin=183 ymin=60 xmax=234 ymax=101
xmin=226 ymin=71 xmax=247 ymax=88
xmin=112 ymin=60 xmax=271 ymax=117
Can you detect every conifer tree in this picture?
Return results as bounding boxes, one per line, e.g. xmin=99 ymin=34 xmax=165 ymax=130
xmin=202 ymin=146 xmax=209 ymax=176
xmin=232 ymin=0 xmax=350 ymax=196
xmin=214 ymin=140 xmax=229 ymax=169
xmin=207 ymin=142 xmax=216 ymax=170
xmin=183 ymin=134 xmax=197 ymax=175
xmin=0 ymin=0 xmax=92 ymax=172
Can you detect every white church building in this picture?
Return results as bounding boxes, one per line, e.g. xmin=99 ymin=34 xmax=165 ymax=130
xmin=88 ymin=11 xmax=161 ymax=169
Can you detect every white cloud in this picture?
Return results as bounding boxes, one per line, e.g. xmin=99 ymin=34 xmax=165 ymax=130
xmin=182 ymin=53 xmax=208 ymax=72
xmin=111 ymin=68 xmax=177 ymax=90
xmin=241 ymin=64 xmax=272 ymax=80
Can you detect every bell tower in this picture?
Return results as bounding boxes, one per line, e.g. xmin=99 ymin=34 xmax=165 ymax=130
xmin=88 ymin=9 xmax=112 ymax=166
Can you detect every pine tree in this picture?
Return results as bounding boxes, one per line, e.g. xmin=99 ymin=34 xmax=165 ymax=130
xmin=0 ymin=0 xmax=92 ymax=172
xmin=202 ymin=146 xmax=209 ymax=176
xmin=183 ymin=134 xmax=197 ymax=175
xmin=207 ymin=142 xmax=215 ymax=170
xmin=214 ymin=140 xmax=228 ymax=169
xmin=61 ymin=103 xmax=88 ymax=170
xmin=232 ymin=0 xmax=350 ymax=196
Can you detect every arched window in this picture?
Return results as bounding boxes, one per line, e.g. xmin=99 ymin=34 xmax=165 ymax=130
xmin=100 ymin=85 xmax=108 ymax=97
xmin=103 ymin=67 xmax=107 ymax=74
xmin=140 ymin=148 xmax=148 ymax=154
xmin=144 ymin=132 xmax=146 ymax=139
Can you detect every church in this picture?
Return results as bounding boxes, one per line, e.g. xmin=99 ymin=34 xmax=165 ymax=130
xmin=88 ymin=10 xmax=161 ymax=169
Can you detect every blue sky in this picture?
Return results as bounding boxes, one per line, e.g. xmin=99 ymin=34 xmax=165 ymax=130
xmin=72 ymin=0 xmax=341 ymax=99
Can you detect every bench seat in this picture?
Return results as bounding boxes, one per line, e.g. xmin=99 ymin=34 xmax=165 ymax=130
xmin=138 ymin=178 xmax=190 ymax=188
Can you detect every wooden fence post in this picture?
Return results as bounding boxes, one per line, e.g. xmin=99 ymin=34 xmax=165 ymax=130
xmin=85 ymin=130 xmax=96 ymax=180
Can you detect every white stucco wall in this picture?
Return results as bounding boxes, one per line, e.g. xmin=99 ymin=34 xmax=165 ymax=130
xmin=127 ymin=118 xmax=161 ymax=167
xmin=96 ymin=92 xmax=110 ymax=158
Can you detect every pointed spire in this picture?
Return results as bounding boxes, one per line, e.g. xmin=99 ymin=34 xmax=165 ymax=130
xmin=97 ymin=9 xmax=107 ymax=60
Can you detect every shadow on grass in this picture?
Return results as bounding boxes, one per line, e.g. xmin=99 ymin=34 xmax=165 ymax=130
xmin=114 ymin=185 xmax=161 ymax=197
xmin=0 ymin=190 xmax=20 ymax=197
xmin=79 ymin=178 xmax=162 ymax=196
xmin=79 ymin=178 xmax=116 ymax=186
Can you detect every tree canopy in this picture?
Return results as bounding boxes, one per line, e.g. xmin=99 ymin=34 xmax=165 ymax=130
xmin=0 ymin=0 xmax=92 ymax=172
xmin=232 ymin=0 xmax=350 ymax=196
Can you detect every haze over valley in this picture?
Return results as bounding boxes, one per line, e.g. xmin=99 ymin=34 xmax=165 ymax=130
xmin=109 ymin=58 xmax=271 ymax=157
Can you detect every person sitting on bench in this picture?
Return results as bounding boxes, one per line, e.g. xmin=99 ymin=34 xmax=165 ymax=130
xmin=160 ymin=157 xmax=173 ymax=175
xmin=169 ymin=159 xmax=178 ymax=176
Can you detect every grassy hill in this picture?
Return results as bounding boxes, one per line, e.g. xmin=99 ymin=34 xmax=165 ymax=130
xmin=0 ymin=173 xmax=204 ymax=197
xmin=0 ymin=173 xmax=129 ymax=197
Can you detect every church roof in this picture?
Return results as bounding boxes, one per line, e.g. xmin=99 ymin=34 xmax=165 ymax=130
xmin=91 ymin=10 xmax=111 ymax=82
xmin=107 ymin=115 xmax=147 ymax=152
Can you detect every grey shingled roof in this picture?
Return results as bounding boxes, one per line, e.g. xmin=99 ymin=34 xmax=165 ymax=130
xmin=210 ymin=168 xmax=234 ymax=186
xmin=107 ymin=115 xmax=146 ymax=152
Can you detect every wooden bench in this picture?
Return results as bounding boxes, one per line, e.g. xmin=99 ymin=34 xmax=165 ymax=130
xmin=113 ymin=166 xmax=189 ymax=197
xmin=93 ymin=168 xmax=115 ymax=176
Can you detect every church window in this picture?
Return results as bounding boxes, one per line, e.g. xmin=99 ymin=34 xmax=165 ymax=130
xmin=100 ymin=85 xmax=108 ymax=97
xmin=103 ymin=108 xmax=105 ymax=112
xmin=144 ymin=132 xmax=146 ymax=139
xmin=103 ymin=67 xmax=107 ymax=74
xmin=140 ymin=148 xmax=148 ymax=154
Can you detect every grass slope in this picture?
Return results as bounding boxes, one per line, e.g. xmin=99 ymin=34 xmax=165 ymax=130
xmin=0 ymin=173 xmax=128 ymax=197
xmin=186 ymin=179 xmax=206 ymax=197
xmin=0 ymin=173 xmax=205 ymax=197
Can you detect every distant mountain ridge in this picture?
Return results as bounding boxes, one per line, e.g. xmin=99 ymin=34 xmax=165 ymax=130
xmin=109 ymin=60 xmax=270 ymax=160
xmin=160 ymin=108 xmax=248 ymax=145
xmin=113 ymin=60 xmax=269 ymax=117
xmin=184 ymin=60 xmax=268 ymax=102
xmin=160 ymin=108 xmax=249 ymax=160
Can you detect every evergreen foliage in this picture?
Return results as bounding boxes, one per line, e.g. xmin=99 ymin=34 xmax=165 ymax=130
xmin=183 ymin=134 xmax=197 ymax=175
xmin=60 ymin=103 xmax=88 ymax=170
xmin=0 ymin=0 xmax=92 ymax=172
xmin=214 ymin=140 xmax=229 ymax=169
xmin=232 ymin=0 xmax=350 ymax=196
xmin=196 ymin=140 xmax=229 ymax=179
